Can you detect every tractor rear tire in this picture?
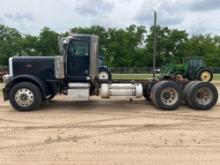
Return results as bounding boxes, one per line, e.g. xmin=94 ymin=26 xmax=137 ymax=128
xmin=151 ymin=81 xmax=182 ymax=111
xmin=196 ymin=69 xmax=213 ymax=82
xmin=185 ymin=82 xmax=218 ymax=110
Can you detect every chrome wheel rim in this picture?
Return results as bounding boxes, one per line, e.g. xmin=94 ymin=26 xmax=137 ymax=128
xmin=195 ymin=87 xmax=213 ymax=105
xmin=15 ymin=88 xmax=34 ymax=107
xmin=99 ymin=71 xmax=109 ymax=80
xmin=160 ymin=88 xmax=179 ymax=106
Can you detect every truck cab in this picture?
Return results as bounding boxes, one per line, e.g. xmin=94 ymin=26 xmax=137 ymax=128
xmin=60 ymin=34 xmax=99 ymax=83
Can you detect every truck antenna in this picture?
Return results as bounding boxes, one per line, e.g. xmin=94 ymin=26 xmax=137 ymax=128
xmin=153 ymin=11 xmax=157 ymax=80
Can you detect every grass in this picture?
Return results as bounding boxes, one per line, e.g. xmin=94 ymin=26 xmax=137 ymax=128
xmin=214 ymin=74 xmax=220 ymax=81
xmin=112 ymin=74 xmax=220 ymax=81
xmin=112 ymin=74 xmax=152 ymax=80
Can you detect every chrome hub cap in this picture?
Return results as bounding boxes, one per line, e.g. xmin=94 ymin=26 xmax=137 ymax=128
xmin=99 ymin=71 xmax=109 ymax=80
xmin=161 ymin=88 xmax=179 ymax=105
xmin=15 ymin=88 xmax=34 ymax=107
xmin=195 ymin=87 xmax=213 ymax=105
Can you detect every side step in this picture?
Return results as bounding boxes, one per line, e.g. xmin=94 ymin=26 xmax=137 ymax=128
xmin=68 ymin=83 xmax=90 ymax=101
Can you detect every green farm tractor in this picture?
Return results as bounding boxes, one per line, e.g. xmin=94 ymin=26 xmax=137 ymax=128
xmin=160 ymin=57 xmax=213 ymax=82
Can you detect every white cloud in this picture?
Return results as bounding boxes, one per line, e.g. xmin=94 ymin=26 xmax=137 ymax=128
xmin=188 ymin=0 xmax=220 ymax=12
xmin=75 ymin=0 xmax=114 ymax=16
xmin=4 ymin=13 xmax=34 ymax=22
xmin=0 ymin=0 xmax=220 ymax=35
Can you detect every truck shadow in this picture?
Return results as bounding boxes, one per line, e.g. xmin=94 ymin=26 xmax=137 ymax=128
xmin=39 ymin=98 xmax=201 ymax=113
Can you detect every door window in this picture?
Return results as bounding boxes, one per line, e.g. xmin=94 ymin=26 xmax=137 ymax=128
xmin=67 ymin=40 xmax=90 ymax=78
xmin=68 ymin=41 xmax=89 ymax=56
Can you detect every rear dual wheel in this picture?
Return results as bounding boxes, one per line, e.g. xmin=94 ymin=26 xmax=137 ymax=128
xmin=151 ymin=81 xmax=182 ymax=111
xmin=184 ymin=81 xmax=218 ymax=110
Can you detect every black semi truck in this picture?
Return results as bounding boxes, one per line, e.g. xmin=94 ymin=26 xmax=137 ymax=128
xmin=2 ymin=34 xmax=218 ymax=111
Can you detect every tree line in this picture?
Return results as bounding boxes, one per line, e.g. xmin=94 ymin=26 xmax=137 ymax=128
xmin=0 ymin=24 xmax=220 ymax=67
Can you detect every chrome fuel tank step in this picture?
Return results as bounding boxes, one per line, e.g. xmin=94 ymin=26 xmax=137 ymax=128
xmin=67 ymin=83 xmax=90 ymax=101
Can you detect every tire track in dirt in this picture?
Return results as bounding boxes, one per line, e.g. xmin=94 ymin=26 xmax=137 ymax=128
xmin=0 ymin=118 xmax=39 ymax=124
xmin=1 ymin=121 xmax=220 ymax=152
xmin=0 ymin=108 xmax=218 ymax=132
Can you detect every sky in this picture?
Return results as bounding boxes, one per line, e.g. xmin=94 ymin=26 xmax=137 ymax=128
xmin=1 ymin=0 xmax=220 ymax=35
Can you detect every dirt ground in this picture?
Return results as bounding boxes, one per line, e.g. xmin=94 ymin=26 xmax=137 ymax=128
xmin=0 ymin=84 xmax=220 ymax=165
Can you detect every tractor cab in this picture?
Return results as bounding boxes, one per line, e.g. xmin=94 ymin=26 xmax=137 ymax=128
xmin=184 ymin=57 xmax=206 ymax=70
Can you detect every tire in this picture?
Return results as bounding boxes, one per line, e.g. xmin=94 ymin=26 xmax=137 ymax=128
xmin=185 ymin=82 xmax=218 ymax=110
xmin=183 ymin=81 xmax=199 ymax=104
xmin=196 ymin=68 xmax=213 ymax=82
xmin=151 ymin=81 xmax=182 ymax=110
xmin=143 ymin=90 xmax=151 ymax=101
xmin=9 ymin=82 xmax=42 ymax=112
xmin=99 ymin=71 xmax=111 ymax=81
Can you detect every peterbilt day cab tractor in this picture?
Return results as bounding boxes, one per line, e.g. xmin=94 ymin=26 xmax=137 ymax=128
xmin=160 ymin=57 xmax=213 ymax=82
xmin=2 ymin=34 xmax=218 ymax=112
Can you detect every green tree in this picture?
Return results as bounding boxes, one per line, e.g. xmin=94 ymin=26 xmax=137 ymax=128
xmin=1 ymin=24 xmax=220 ymax=68
xmin=38 ymin=27 xmax=59 ymax=55
xmin=21 ymin=35 xmax=39 ymax=56
xmin=0 ymin=25 xmax=22 ymax=66
xmin=106 ymin=25 xmax=147 ymax=67
xmin=185 ymin=35 xmax=220 ymax=67
xmin=146 ymin=26 xmax=188 ymax=66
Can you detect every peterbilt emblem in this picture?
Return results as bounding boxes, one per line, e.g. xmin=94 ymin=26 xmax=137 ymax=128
xmin=26 ymin=64 xmax=33 ymax=68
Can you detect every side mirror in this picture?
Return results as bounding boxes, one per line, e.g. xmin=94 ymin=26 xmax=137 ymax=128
xmin=58 ymin=36 xmax=65 ymax=54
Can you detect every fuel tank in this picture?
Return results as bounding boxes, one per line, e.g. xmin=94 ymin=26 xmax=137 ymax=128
xmin=100 ymin=83 xmax=143 ymax=98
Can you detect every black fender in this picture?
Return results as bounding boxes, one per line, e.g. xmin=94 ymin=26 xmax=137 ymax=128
xmin=3 ymin=75 xmax=48 ymax=101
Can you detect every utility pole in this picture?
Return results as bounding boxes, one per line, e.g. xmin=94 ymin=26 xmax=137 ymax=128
xmin=153 ymin=11 xmax=157 ymax=80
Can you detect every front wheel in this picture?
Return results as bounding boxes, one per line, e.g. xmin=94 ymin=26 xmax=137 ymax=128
xmin=9 ymin=82 xmax=42 ymax=111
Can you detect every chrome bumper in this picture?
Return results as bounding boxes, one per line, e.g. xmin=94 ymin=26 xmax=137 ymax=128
xmin=3 ymin=74 xmax=13 ymax=83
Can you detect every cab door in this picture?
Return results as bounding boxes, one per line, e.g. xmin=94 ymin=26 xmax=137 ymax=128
xmin=66 ymin=40 xmax=90 ymax=81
